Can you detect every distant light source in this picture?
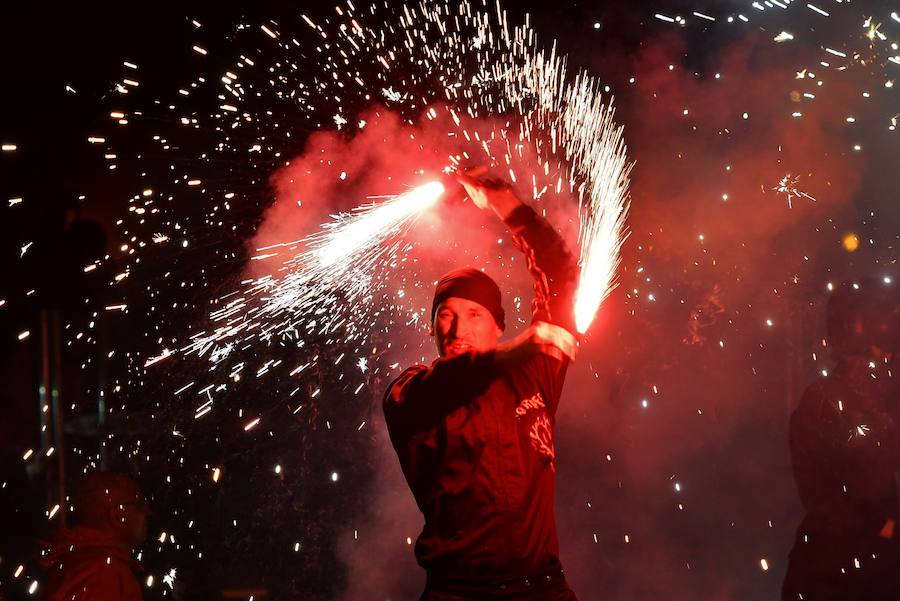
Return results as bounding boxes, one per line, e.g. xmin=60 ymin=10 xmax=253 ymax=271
xmin=842 ymin=232 xmax=860 ymax=252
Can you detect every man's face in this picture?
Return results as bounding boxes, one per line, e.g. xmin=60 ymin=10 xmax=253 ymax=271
xmin=431 ymin=297 xmax=502 ymax=358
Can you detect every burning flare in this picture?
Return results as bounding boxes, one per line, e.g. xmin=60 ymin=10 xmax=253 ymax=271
xmin=313 ymin=182 xmax=445 ymax=267
xmin=183 ymin=181 xmax=445 ymax=363
xmin=573 ymin=102 xmax=632 ymax=334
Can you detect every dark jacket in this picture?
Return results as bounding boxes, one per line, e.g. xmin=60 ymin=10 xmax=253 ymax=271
xmin=383 ymin=204 xmax=578 ymax=579
xmin=789 ymin=359 xmax=900 ymax=536
xmin=783 ymin=358 xmax=900 ymax=600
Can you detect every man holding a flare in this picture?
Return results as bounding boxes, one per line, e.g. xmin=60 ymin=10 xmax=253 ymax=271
xmin=383 ymin=172 xmax=581 ymax=600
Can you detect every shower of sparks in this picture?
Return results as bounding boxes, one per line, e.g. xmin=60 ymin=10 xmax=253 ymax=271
xmin=109 ymin=0 xmax=639 ymax=384
xmin=773 ymin=174 xmax=817 ymax=208
xmin=183 ymin=182 xmax=444 ymax=364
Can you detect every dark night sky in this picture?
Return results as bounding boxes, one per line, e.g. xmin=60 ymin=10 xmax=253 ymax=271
xmin=1 ymin=1 xmax=897 ymax=600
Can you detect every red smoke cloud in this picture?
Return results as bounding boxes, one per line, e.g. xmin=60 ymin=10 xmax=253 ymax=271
xmin=622 ymin=31 xmax=863 ymax=260
xmin=252 ymin=23 xmax=879 ymax=600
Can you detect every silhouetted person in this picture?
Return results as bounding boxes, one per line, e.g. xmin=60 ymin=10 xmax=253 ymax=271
xmin=783 ymin=280 xmax=900 ymax=600
xmin=383 ymin=173 xmax=579 ymax=600
xmin=41 ymin=472 xmax=148 ymax=601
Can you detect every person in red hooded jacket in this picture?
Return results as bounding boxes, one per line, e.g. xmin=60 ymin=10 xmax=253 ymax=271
xmin=41 ymin=472 xmax=148 ymax=601
xmin=383 ymin=173 xmax=580 ymax=600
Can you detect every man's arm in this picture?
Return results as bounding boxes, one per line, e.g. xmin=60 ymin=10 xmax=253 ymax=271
xmin=505 ymin=205 xmax=579 ymax=334
xmin=383 ymin=351 xmax=498 ymax=433
xmin=459 ymin=173 xmax=579 ymax=335
xmin=459 ymin=173 xmax=579 ymax=414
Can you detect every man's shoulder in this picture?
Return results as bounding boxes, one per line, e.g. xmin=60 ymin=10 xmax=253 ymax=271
xmin=394 ymin=363 xmax=430 ymax=383
xmin=382 ymin=364 xmax=428 ymax=404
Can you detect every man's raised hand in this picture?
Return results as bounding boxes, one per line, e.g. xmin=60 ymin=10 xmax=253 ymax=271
xmin=456 ymin=170 xmax=523 ymax=220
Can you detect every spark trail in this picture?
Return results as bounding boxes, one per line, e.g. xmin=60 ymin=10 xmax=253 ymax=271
xmin=185 ymin=181 xmax=445 ymax=364
xmin=572 ymin=104 xmax=632 ymax=333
